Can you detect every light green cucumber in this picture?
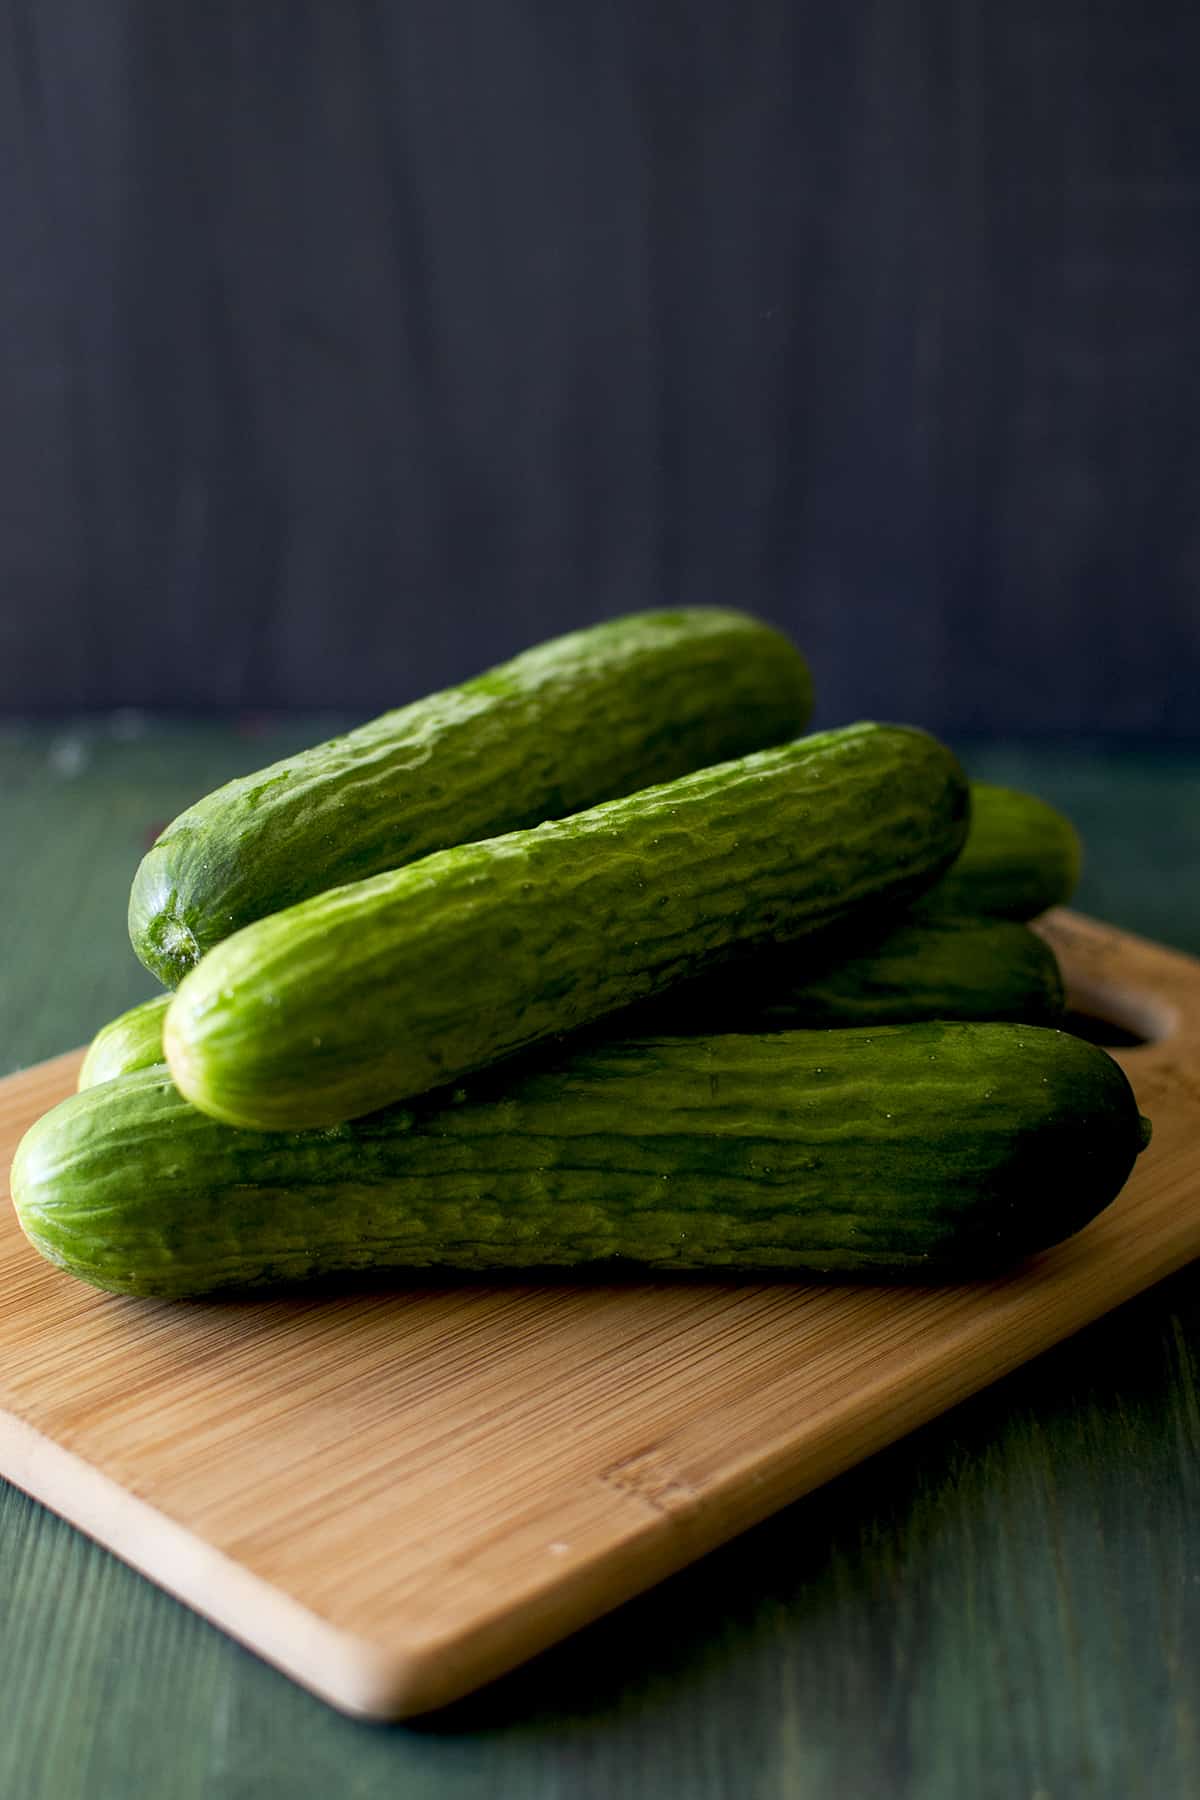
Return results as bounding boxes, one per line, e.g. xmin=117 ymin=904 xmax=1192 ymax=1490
xmin=129 ymin=609 xmax=813 ymax=987
xmin=78 ymin=996 xmax=173 ymax=1091
xmin=10 ymin=1024 xmax=1150 ymax=1298
xmin=79 ymin=914 xmax=1063 ymax=1092
xmin=99 ymin=786 xmax=1074 ymax=1081
xmin=162 ymin=723 xmax=970 ymax=1131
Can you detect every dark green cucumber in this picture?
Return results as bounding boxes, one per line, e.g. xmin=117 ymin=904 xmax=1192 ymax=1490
xmin=163 ymin=723 xmax=970 ymax=1130
xmin=78 ymin=995 xmax=173 ymax=1091
xmin=129 ymin=609 xmax=813 ymax=987
xmin=915 ymin=783 xmax=1081 ymax=921
xmin=639 ymin=916 xmax=1066 ymax=1032
xmin=10 ymin=1025 xmax=1150 ymax=1299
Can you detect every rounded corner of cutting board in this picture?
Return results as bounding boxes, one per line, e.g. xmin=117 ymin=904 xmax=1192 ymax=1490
xmin=288 ymin=1636 xmax=441 ymax=1724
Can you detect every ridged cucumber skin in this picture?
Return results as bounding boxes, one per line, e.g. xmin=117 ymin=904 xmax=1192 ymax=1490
xmin=163 ymin=723 xmax=970 ymax=1130
xmin=10 ymin=1025 xmax=1149 ymax=1299
xmin=81 ymin=915 xmax=1064 ymax=1091
xmin=110 ymin=786 xmax=1072 ymax=1082
xmin=642 ymin=917 xmax=1066 ymax=1032
xmin=915 ymin=784 xmax=1081 ymax=921
xmin=128 ymin=609 xmax=813 ymax=987
xmin=95 ymin=788 xmax=1070 ymax=1088
xmin=78 ymin=996 xmax=173 ymax=1091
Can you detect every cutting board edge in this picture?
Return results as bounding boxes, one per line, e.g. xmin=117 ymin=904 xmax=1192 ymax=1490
xmin=7 ymin=1205 xmax=1200 ymax=1724
xmin=0 ymin=1405 xmax=421 ymax=1719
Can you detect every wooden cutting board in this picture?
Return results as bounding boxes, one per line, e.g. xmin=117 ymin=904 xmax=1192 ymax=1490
xmin=2 ymin=910 xmax=1198 ymax=1720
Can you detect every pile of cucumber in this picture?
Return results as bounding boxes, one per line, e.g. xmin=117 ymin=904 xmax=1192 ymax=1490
xmin=10 ymin=609 xmax=1150 ymax=1297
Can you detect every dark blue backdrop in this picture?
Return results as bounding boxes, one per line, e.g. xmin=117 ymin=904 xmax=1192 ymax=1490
xmin=4 ymin=1 xmax=1198 ymax=734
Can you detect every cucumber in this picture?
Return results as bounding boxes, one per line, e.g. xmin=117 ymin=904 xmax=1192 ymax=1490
xmin=11 ymin=1024 xmax=1150 ymax=1299
xmin=129 ymin=609 xmax=813 ymax=987
xmin=915 ymin=784 xmax=1081 ymax=921
xmin=641 ymin=916 xmax=1066 ymax=1032
xmin=77 ymin=995 xmax=174 ymax=1091
xmin=80 ymin=913 xmax=1064 ymax=1092
xmin=163 ymin=723 xmax=970 ymax=1130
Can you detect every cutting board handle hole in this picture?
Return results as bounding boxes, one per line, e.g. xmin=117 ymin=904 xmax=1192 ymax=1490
xmin=1061 ymin=978 xmax=1177 ymax=1050
xmin=1063 ymin=1010 xmax=1149 ymax=1048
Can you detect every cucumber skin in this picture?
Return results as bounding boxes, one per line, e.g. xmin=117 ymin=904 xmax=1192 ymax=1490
xmin=644 ymin=917 xmax=1066 ymax=1032
xmin=163 ymin=723 xmax=970 ymax=1131
xmin=92 ymin=786 xmax=1071 ymax=1091
xmin=915 ymin=784 xmax=1081 ymax=921
xmin=129 ymin=609 xmax=813 ymax=987
xmin=11 ymin=1024 xmax=1149 ymax=1299
xmin=77 ymin=996 xmax=174 ymax=1091
xmin=81 ymin=914 xmax=1065 ymax=1092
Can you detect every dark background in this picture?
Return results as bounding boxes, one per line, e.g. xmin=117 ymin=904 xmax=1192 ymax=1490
xmin=4 ymin=1 xmax=1198 ymax=736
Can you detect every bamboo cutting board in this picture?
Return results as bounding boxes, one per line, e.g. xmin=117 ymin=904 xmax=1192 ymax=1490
xmin=2 ymin=910 xmax=1199 ymax=1720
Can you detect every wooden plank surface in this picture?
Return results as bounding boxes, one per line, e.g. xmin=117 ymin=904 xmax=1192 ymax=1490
xmin=1 ymin=909 xmax=1198 ymax=1719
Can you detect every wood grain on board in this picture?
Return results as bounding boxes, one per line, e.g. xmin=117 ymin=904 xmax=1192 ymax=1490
xmin=1 ymin=910 xmax=1198 ymax=1719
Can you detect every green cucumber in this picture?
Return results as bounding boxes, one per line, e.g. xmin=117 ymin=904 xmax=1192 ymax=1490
xmin=163 ymin=723 xmax=970 ymax=1131
xmin=129 ymin=609 xmax=813 ymax=987
xmin=80 ymin=913 xmax=1064 ymax=1091
xmin=95 ymin=781 xmax=1073 ymax=1090
xmin=11 ymin=1024 xmax=1150 ymax=1299
xmin=915 ymin=784 xmax=1081 ymax=921
xmin=641 ymin=916 xmax=1066 ymax=1032
xmin=77 ymin=995 xmax=174 ymax=1091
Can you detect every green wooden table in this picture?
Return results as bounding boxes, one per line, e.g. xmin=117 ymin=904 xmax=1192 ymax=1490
xmin=2 ymin=720 xmax=1198 ymax=1799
